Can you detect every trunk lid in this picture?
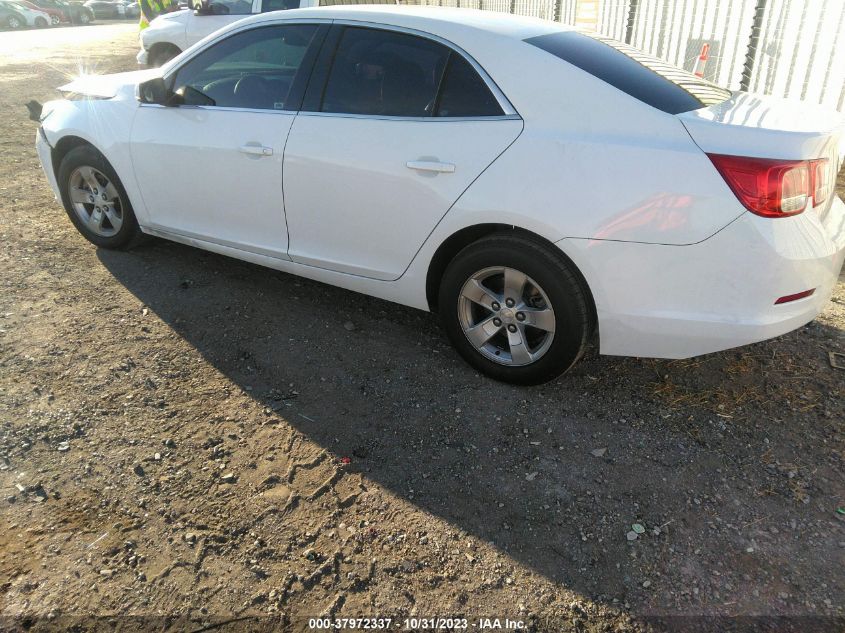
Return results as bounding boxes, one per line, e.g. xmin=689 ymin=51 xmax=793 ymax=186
xmin=678 ymin=92 xmax=845 ymax=164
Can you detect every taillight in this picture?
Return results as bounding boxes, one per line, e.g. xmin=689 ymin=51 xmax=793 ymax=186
xmin=708 ymin=153 xmax=833 ymax=218
xmin=811 ymin=158 xmax=830 ymax=207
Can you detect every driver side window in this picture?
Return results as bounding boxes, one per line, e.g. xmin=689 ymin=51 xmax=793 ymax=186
xmin=171 ymin=24 xmax=318 ymax=111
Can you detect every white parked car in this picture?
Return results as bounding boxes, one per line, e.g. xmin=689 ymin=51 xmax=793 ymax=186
xmin=137 ymin=0 xmax=395 ymax=67
xmin=33 ymin=7 xmax=845 ymax=384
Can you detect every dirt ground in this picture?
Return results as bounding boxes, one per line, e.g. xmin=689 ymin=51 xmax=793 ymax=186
xmin=0 ymin=23 xmax=844 ymax=633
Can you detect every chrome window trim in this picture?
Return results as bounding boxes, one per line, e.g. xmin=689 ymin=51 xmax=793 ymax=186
xmin=138 ymin=103 xmax=299 ymax=115
xmin=322 ymin=19 xmax=519 ymax=119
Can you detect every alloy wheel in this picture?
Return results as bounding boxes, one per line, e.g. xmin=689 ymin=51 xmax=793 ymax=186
xmin=67 ymin=166 xmax=124 ymax=237
xmin=457 ymin=266 xmax=556 ymax=366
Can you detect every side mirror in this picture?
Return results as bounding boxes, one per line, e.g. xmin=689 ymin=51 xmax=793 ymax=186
xmin=137 ymin=77 xmax=172 ymax=106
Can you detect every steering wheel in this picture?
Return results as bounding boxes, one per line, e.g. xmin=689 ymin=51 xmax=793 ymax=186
xmin=233 ymin=74 xmax=271 ymax=108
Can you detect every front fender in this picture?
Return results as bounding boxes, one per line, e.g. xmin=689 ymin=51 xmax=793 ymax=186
xmin=40 ymin=97 xmax=150 ymax=225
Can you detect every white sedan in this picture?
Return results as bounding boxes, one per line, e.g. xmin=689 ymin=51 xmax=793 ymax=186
xmin=33 ymin=6 xmax=845 ymax=384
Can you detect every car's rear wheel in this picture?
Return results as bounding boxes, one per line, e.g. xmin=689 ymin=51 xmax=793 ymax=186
xmin=438 ymin=233 xmax=593 ymax=385
xmin=7 ymin=14 xmax=23 ymax=28
xmin=50 ymin=14 xmax=60 ymax=24
xmin=79 ymin=9 xmax=91 ymax=23
xmin=35 ymin=15 xmax=48 ymax=27
xmin=57 ymin=145 xmax=143 ymax=250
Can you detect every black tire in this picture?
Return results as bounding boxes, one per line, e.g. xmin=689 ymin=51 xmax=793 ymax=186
xmin=35 ymin=15 xmax=48 ymax=27
xmin=50 ymin=14 xmax=60 ymax=25
xmin=7 ymin=14 xmax=23 ymax=28
xmin=149 ymin=44 xmax=180 ymax=67
xmin=57 ymin=145 xmax=144 ymax=250
xmin=438 ymin=233 xmax=593 ymax=385
xmin=79 ymin=9 xmax=91 ymax=23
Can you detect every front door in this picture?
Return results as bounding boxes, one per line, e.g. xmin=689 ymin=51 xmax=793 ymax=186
xmin=130 ymin=23 xmax=323 ymax=259
xmin=282 ymin=25 xmax=522 ymax=281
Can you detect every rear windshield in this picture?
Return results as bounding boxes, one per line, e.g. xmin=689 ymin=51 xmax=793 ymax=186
xmin=525 ymin=31 xmax=731 ymax=115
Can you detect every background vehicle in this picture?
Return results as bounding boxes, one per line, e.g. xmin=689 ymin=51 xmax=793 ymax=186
xmin=34 ymin=0 xmax=95 ymax=23
xmin=0 ymin=0 xmax=50 ymax=25
xmin=35 ymin=7 xmax=845 ymax=384
xmin=117 ymin=0 xmax=137 ymax=17
xmin=16 ymin=0 xmax=63 ymax=23
xmin=137 ymin=0 xmax=395 ymax=66
xmin=83 ymin=0 xmax=124 ymax=18
xmin=0 ymin=1 xmax=26 ymax=26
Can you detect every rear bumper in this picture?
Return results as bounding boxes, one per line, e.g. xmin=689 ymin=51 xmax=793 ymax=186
xmin=560 ymin=196 xmax=845 ymax=358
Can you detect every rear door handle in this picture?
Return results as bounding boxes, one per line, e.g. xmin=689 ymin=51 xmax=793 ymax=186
xmin=239 ymin=144 xmax=273 ymax=157
xmin=406 ymin=160 xmax=455 ymax=173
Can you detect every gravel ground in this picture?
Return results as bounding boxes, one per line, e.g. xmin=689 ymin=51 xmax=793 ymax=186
xmin=1 ymin=23 xmax=844 ymax=633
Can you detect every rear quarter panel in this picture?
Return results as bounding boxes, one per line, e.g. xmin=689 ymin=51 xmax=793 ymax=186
xmin=421 ymin=36 xmax=746 ymax=246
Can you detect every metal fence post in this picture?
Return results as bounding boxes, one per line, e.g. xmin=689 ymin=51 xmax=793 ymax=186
xmin=624 ymin=0 xmax=640 ymax=44
xmin=553 ymin=0 xmax=562 ymax=23
xmin=740 ymin=0 xmax=768 ymax=92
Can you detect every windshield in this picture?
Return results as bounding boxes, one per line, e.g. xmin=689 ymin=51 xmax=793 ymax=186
xmin=525 ymin=30 xmax=732 ymax=115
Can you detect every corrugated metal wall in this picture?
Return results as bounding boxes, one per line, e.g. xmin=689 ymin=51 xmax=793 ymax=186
xmin=407 ymin=0 xmax=845 ymax=111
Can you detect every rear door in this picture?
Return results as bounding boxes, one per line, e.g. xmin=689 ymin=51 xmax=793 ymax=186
xmin=282 ymin=24 xmax=522 ymax=281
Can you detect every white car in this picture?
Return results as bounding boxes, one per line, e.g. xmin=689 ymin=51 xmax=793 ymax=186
xmin=34 ymin=6 xmax=845 ymax=384
xmin=137 ymin=0 xmax=395 ymax=67
xmin=1 ymin=0 xmax=50 ymax=26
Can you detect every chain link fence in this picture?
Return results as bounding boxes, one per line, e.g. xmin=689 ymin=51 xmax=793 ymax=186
xmin=404 ymin=0 xmax=845 ymax=111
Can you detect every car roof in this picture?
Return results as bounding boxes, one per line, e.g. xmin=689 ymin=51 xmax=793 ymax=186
xmin=246 ymin=5 xmax=570 ymax=41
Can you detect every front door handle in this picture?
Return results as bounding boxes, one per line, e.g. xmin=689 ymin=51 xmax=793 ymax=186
xmin=406 ymin=160 xmax=455 ymax=173
xmin=239 ymin=144 xmax=273 ymax=157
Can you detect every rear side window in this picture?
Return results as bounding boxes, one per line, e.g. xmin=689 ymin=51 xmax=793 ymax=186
xmin=435 ymin=53 xmax=503 ymax=118
xmin=321 ymin=27 xmax=449 ymax=117
xmin=206 ymin=0 xmax=252 ymax=15
xmin=525 ymin=31 xmax=731 ymax=114
xmin=319 ymin=26 xmax=505 ymax=118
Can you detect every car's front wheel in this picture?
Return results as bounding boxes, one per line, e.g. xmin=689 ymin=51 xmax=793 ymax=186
xmin=7 ymin=14 xmax=23 ymax=28
xmin=149 ymin=44 xmax=181 ymax=67
xmin=35 ymin=15 xmax=48 ymax=27
xmin=438 ymin=233 xmax=593 ymax=385
xmin=57 ymin=145 xmax=143 ymax=250
xmin=50 ymin=14 xmax=60 ymax=24
xmin=78 ymin=9 xmax=91 ymax=23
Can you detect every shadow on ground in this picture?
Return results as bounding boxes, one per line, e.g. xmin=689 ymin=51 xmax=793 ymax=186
xmin=96 ymin=236 xmax=844 ymax=627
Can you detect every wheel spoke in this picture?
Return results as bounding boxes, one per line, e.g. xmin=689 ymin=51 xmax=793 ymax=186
xmin=521 ymin=307 xmax=555 ymax=333
xmin=104 ymin=206 xmax=122 ymax=231
xmin=461 ymin=278 xmax=500 ymax=311
xmin=506 ymin=324 xmax=533 ymax=365
xmin=90 ymin=207 xmax=105 ymax=231
xmin=78 ymin=166 xmax=99 ymax=192
xmin=104 ymin=181 xmax=119 ymax=203
xmin=69 ymin=187 xmax=92 ymax=204
xmin=503 ymin=268 xmax=527 ymax=302
xmin=464 ymin=315 xmax=502 ymax=349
